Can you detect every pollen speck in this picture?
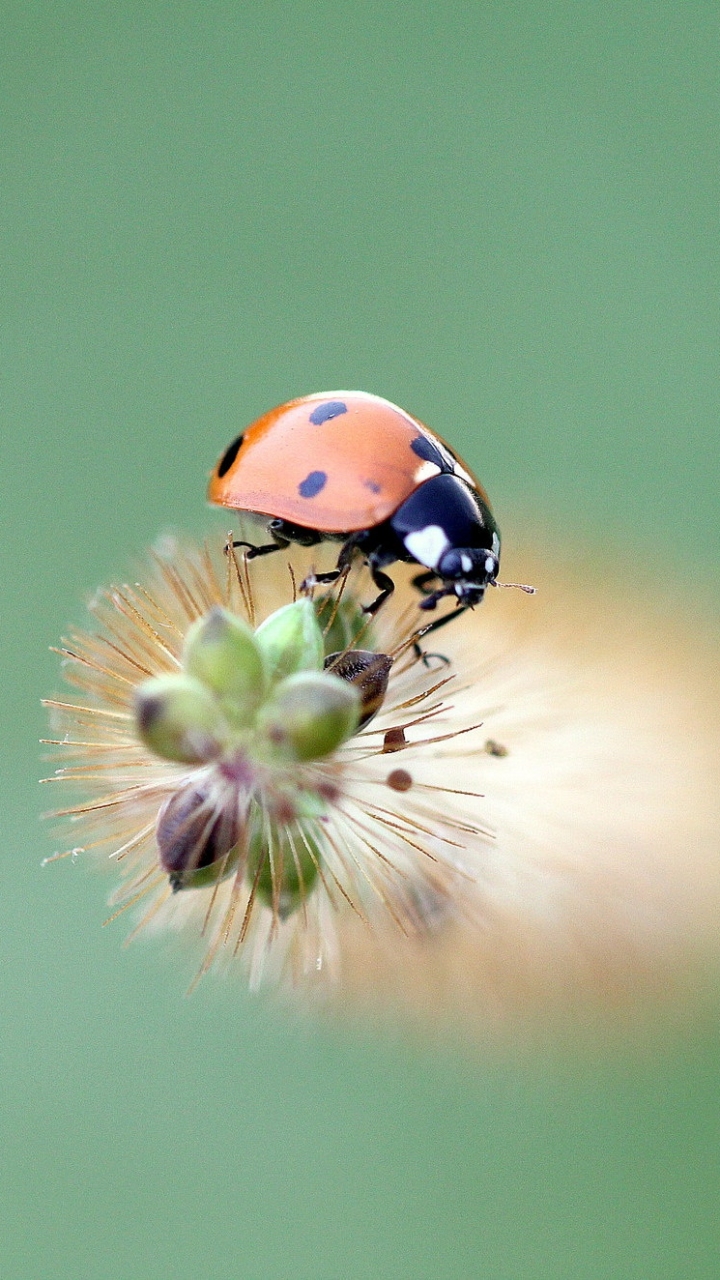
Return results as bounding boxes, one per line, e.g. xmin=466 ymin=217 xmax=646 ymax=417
xmin=386 ymin=768 xmax=413 ymax=792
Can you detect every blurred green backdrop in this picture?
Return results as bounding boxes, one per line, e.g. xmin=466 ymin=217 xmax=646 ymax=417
xmin=2 ymin=3 xmax=718 ymax=1277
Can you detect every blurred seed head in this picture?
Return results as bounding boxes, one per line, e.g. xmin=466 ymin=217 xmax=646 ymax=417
xmin=42 ymin=530 xmax=720 ymax=1038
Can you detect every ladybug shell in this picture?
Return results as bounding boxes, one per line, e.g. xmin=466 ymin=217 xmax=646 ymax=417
xmin=208 ymin=390 xmax=489 ymax=534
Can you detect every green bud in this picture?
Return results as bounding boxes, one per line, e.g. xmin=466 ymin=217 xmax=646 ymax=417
xmin=246 ymin=821 xmax=320 ymax=917
xmin=313 ymin=593 xmax=374 ymax=657
xmin=135 ymin=674 xmax=224 ymax=763
xmin=184 ymin=607 xmax=266 ymax=725
xmin=257 ymin=671 xmax=360 ymax=761
xmin=254 ymin=599 xmax=324 ymax=683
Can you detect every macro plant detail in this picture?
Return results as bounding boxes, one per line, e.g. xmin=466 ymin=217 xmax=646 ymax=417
xmin=42 ymin=527 xmax=720 ymax=1025
xmin=42 ymin=537 xmax=493 ymax=990
xmin=136 ymin=597 xmax=363 ymax=900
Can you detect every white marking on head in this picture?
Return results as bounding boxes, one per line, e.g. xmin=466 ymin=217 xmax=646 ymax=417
xmin=404 ymin=525 xmax=450 ymax=570
xmin=460 ymin=553 xmax=473 ymax=574
xmin=484 ymin=555 xmax=496 ymax=575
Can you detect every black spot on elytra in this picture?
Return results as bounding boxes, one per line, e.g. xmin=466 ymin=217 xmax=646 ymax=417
xmin=298 ymin=470 xmax=328 ymax=499
xmin=410 ymin=434 xmax=450 ymax=471
xmin=309 ymin=400 xmax=347 ymax=425
xmin=217 ymin=434 xmax=243 ymax=477
xmin=364 ymin=479 xmax=382 ymax=494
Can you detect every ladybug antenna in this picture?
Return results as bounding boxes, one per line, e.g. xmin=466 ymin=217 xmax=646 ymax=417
xmin=491 ymin=579 xmax=537 ymax=595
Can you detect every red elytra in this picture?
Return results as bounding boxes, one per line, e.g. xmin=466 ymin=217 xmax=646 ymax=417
xmin=208 ymin=390 xmax=487 ymax=534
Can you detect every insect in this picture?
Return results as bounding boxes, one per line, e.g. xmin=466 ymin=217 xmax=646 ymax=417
xmin=208 ymin=391 xmax=503 ymax=642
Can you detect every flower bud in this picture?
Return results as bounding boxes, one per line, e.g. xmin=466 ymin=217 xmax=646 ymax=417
xmin=246 ymin=822 xmax=320 ymax=917
xmin=183 ymin=607 xmax=266 ymax=725
xmin=134 ymin=674 xmax=224 ymax=763
xmin=156 ymin=783 xmax=242 ymax=891
xmin=257 ymin=671 xmax=360 ymax=761
xmin=254 ymin=599 xmax=324 ymax=683
xmin=323 ymin=649 xmax=392 ymax=727
xmin=314 ymin=593 xmax=373 ymax=657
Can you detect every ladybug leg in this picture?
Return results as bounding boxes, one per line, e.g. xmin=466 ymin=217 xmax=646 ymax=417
xmin=411 ymin=600 xmax=469 ymax=666
xmin=230 ymin=539 xmax=285 ymax=560
xmin=415 ymin=603 xmax=467 ymax=638
xmin=410 ymin=569 xmax=439 ymax=597
xmin=305 ymin=566 xmax=343 ymax=587
xmin=230 ymin=518 xmax=325 ymax=560
xmin=304 ymin=539 xmax=396 ymax=617
xmin=299 ymin=534 xmax=361 ymax=594
xmin=229 ymin=519 xmax=291 ymax=559
xmin=364 ymin=565 xmax=395 ymax=616
xmin=413 ymin=642 xmax=450 ymax=667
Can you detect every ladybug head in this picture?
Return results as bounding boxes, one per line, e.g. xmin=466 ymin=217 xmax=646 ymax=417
xmin=441 ymin=545 xmax=499 ymax=596
xmin=418 ymin=546 xmax=500 ymax=612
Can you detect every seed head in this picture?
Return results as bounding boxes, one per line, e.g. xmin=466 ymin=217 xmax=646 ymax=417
xmin=42 ymin=531 xmax=720 ymax=1035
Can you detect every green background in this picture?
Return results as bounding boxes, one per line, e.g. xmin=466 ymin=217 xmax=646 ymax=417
xmin=2 ymin=3 xmax=719 ymax=1276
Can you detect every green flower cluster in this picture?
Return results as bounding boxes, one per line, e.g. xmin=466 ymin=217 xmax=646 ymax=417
xmin=133 ymin=598 xmax=389 ymax=913
xmin=136 ymin=599 xmax=361 ymax=768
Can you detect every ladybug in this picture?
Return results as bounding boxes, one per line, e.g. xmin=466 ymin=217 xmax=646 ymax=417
xmin=208 ymin=391 xmax=502 ymax=640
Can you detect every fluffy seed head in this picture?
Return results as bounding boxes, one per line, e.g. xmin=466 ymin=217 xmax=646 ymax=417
xmin=42 ymin=529 xmax=720 ymax=1035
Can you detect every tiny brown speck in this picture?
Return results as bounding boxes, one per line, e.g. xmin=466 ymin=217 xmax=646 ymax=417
xmin=386 ymin=768 xmax=413 ymax=792
xmin=484 ymin=738 xmax=508 ymax=757
xmin=382 ymin=726 xmax=406 ymax=753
